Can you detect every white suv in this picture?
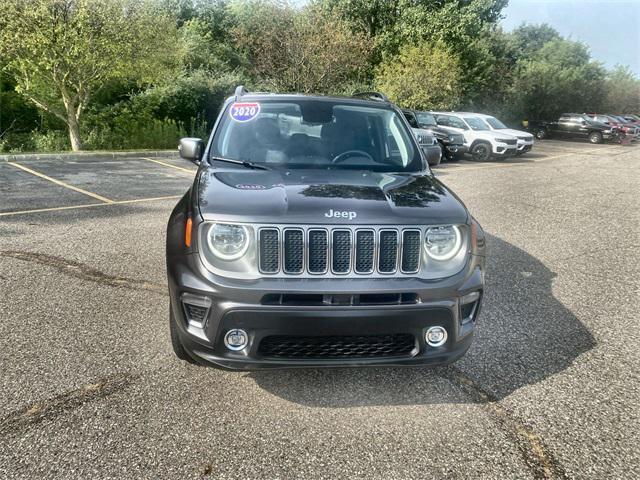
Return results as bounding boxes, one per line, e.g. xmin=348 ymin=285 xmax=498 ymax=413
xmin=432 ymin=112 xmax=518 ymax=161
xmin=474 ymin=113 xmax=534 ymax=155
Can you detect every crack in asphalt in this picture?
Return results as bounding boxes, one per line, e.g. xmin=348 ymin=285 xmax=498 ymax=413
xmin=0 ymin=373 xmax=137 ymax=436
xmin=1 ymin=250 xmax=166 ymax=294
xmin=444 ymin=366 xmax=568 ymax=480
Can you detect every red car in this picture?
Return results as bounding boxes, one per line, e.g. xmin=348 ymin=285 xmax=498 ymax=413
xmin=586 ymin=114 xmax=639 ymax=142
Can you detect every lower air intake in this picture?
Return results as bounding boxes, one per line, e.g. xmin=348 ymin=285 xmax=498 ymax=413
xmin=257 ymin=334 xmax=415 ymax=359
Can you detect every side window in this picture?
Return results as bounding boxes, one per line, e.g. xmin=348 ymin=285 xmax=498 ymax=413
xmin=435 ymin=115 xmax=450 ymax=126
xmin=404 ymin=112 xmax=418 ymax=128
xmin=448 ymin=116 xmax=467 ymax=129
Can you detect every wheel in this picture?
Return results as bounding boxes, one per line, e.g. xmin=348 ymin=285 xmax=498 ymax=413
xmin=535 ymin=128 xmax=547 ymax=140
xmin=588 ymin=131 xmax=603 ymax=144
xmin=428 ymin=146 xmax=441 ymax=167
xmin=470 ymin=142 xmax=492 ymax=162
xmin=170 ymin=303 xmax=198 ymax=364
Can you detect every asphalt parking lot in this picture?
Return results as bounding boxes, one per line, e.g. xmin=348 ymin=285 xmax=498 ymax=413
xmin=1 ymin=140 xmax=638 ymax=479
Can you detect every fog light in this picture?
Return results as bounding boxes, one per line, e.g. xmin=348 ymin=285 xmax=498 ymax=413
xmin=425 ymin=326 xmax=448 ymax=347
xmin=224 ymin=329 xmax=248 ymax=351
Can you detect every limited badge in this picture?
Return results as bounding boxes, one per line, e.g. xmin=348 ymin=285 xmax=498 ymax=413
xmin=230 ymin=102 xmax=260 ymax=122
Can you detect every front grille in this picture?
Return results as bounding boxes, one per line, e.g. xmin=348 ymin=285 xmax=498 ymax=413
xmin=504 ymin=138 xmax=517 ymax=145
xmin=517 ymin=136 xmax=532 ymax=141
xmin=258 ymin=334 xmax=416 ymax=359
xmin=258 ymin=226 xmax=424 ymax=277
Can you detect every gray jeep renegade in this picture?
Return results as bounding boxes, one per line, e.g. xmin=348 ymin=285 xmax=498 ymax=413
xmin=166 ymin=87 xmax=486 ymax=370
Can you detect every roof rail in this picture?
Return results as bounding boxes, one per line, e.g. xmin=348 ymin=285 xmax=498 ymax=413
xmin=352 ymin=91 xmax=390 ymax=102
xmin=234 ymin=85 xmax=248 ymax=100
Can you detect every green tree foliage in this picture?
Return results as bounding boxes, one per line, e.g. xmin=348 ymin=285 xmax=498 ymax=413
xmin=231 ymin=1 xmax=372 ymax=93
xmin=1 ymin=1 xmax=638 ymax=153
xmin=509 ymin=38 xmax=606 ymax=120
xmin=601 ymin=65 xmax=640 ymax=114
xmin=374 ymin=43 xmax=462 ymax=110
xmin=0 ymin=0 xmax=178 ymax=150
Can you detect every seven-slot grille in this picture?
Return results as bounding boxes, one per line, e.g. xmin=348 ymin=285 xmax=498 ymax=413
xmin=258 ymin=227 xmax=423 ymax=276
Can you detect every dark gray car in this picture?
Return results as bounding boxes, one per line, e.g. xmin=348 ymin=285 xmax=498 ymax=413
xmin=167 ymin=87 xmax=486 ymax=370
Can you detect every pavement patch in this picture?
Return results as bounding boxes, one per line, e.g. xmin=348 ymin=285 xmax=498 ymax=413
xmin=1 ymin=250 xmax=166 ymax=294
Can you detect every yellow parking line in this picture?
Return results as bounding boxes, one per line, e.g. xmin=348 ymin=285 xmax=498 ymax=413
xmin=140 ymin=157 xmax=195 ymax=174
xmin=8 ymin=162 xmax=114 ymax=204
xmin=0 ymin=195 xmax=182 ymax=218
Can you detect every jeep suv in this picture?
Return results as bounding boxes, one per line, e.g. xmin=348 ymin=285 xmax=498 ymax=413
xmin=433 ymin=112 xmax=518 ymax=161
xmin=167 ymin=87 xmax=486 ymax=370
xmin=473 ymin=113 xmax=534 ymax=155
xmin=403 ymin=109 xmax=467 ymax=161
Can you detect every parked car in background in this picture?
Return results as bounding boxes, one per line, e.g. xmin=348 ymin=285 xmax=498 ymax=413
xmin=532 ymin=113 xmax=619 ymax=144
xmin=411 ymin=127 xmax=443 ymax=166
xmin=432 ymin=112 xmax=518 ymax=161
xmin=403 ymin=109 xmax=467 ymax=161
xmin=619 ymin=114 xmax=640 ymax=125
xmin=585 ymin=113 xmax=639 ymax=140
xmin=473 ymin=113 xmax=534 ymax=155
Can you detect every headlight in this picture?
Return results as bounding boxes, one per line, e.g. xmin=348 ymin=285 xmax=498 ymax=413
xmin=424 ymin=225 xmax=462 ymax=261
xmin=207 ymin=223 xmax=249 ymax=260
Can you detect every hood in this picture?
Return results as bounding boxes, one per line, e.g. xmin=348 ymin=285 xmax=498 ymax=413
xmin=497 ymin=128 xmax=533 ymax=139
xmin=470 ymin=130 xmax=517 ymax=141
xmin=197 ymin=168 xmax=469 ymax=225
xmin=420 ymin=125 xmax=462 ymax=140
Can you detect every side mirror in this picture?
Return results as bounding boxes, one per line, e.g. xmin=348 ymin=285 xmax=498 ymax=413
xmin=178 ymin=138 xmax=204 ymax=164
xmin=581 ymin=120 xmax=587 ymax=126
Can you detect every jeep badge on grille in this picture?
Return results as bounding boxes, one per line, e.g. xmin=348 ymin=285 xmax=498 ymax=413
xmin=325 ymin=209 xmax=357 ymax=220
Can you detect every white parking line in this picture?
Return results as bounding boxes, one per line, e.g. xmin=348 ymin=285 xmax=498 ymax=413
xmin=140 ymin=157 xmax=196 ymax=174
xmin=8 ymin=162 xmax=114 ymax=204
xmin=0 ymin=195 xmax=182 ymax=218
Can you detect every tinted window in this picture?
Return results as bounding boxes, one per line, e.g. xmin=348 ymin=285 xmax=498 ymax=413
xmin=416 ymin=112 xmax=437 ymax=127
xmin=211 ymin=100 xmax=421 ymax=172
xmin=485 ymin=116 xmax=507 ymax=129
xmin=404 ymin=111 xmax=419 ymax=128
xmin=464 ymin=117 xmax=490 ymax=131
xmin=437 ymin=115 xmax=467 ymax=129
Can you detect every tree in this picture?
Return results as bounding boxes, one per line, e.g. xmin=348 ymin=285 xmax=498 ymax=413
xmin=374 ymin=43 xmax=463 ymax=110
xmin=601 ymin=65 xmax=640 ymax=114
xmin=509 ymin=39 xmax=606 ymax=120
xmin=508 ymin=23 xmax=562 ymax=60
xmin=231 ymin=1 xmax=372 ymax=94
xmin=0 ymin=0 xmax=177 ymax=150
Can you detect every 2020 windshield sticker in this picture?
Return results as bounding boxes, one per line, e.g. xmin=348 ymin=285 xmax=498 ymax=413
xmin=230 ymin=102 xmax=260 ymax=122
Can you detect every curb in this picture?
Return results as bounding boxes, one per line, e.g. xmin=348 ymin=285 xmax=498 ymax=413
xmin=0 ymin=150 xmax=179 ymax=162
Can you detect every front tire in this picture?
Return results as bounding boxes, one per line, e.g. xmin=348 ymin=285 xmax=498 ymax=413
xmin=535 ymin=128 xmax=547 ymax=140
xmin=429 ymin=147 xmax=442 ymax=167
xmin=470 ymin=142 xmax=492 ymax=162
xmin=589 ymin=131 xmax=603 ymax=144
xmin=170 ymin=303 xmax=198 ymax=364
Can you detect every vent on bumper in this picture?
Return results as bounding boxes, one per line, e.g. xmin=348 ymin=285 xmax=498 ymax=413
xmin=257 ymin=334 xmax=416 ymax=359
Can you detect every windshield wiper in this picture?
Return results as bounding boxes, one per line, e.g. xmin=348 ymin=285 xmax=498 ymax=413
xmin=210 ymin=156 xmax=272 ymax=171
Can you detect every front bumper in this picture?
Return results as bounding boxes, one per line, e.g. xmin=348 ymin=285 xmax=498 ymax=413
xmin=444 ymin=144 xmax=468 ymax=158
xmin=493 ymin=144 xmax=518 ymax=156
xmin=168 ymin=252 xmax=485 ymax=370
xmin=516 ymin=141 xmax=534 ymax=152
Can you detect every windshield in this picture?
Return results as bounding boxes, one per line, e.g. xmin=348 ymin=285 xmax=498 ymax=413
xmin=416 ymin=112 xmax=437 ymax=127
xmin=484 ymin=116 xmax=507 ymax=129
xmin=210 ymin=100 xmax=421 ymax=172
xmin=464 ymin=117 xmax=490 ymax=131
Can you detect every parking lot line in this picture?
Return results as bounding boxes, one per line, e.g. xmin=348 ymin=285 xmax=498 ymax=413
xmin=8 ymin=162 xmax=115 ymax=204
xmin=140 ymin=157 xmax=195 ymax=174
xmin=0 ymin=194 xmax=182 ymax=218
